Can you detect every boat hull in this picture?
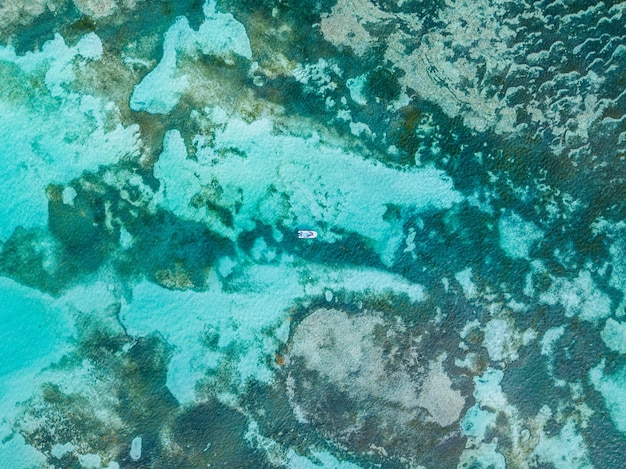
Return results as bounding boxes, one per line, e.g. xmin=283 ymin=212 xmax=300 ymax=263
xmin=297 ymin=230 xmax=318 ymax=239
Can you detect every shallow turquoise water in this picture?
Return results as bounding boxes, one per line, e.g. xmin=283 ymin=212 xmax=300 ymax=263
xmin=0 ymin=279 xmax=65 ymax=376
xmin=0 ymin=0 xmax=625 ymax=467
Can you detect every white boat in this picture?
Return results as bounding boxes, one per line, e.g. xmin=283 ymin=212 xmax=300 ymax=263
xmin=298 ymin=230 xmax=318 ymax=239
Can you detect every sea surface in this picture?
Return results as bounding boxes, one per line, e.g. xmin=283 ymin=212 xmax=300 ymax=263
xmin=0 ymin=0 xmax=625 ymax=467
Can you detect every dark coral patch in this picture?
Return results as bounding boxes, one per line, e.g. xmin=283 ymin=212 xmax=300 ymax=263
xmin=170 ymin=400 xmax=269 ymax=468
xmin=18 ymin=315 xmax=177 ymax=468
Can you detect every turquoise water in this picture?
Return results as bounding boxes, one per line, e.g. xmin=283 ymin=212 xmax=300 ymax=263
xmin=0 ymin=0 xmax=625 ymax=467
xmin=0 ymin=279 xmax=68 ymax=377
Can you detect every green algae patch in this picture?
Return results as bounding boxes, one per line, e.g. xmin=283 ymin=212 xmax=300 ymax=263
xmin=363 ymin=66 xmax=402 ymax=102
xmin=169 ymin=400 xmax=268 ymax=468
xmin=47 ymin=183 xmax=113 ymax=271
xmin=0 ymin=227 xmax=72 ymax=294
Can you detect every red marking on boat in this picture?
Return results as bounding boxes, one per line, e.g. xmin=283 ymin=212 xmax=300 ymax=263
xmin=298 ymin=230 xmax=317 ymax=239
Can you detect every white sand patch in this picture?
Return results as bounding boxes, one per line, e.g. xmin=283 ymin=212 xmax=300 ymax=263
xmin=73 ymin=0 xmax=117 ymax=19
xmin=346 ymin=73 xmax=368 ymax=105
xmin=533 ymin=420 xmax=592 ymax=469
xmin=541 ymin=326 xmax=565 ymax=383
xmin=473 ymin=368 xmax=507 ymax=412
xmin=286 ymin=448 xmax=363 ymax=469
xmin=62 ymin=186 xmax=78 ymax=206
xmin=483 ymin=319 xmax=511 ymax=362
xmin=76 ymin=33 xmax=104 ymax=60
xmin=130 ymin=0 xmax=251 ymax=114
xmin=417 ymin=354 xmax=465 ymax=426
xmin=589 ymin=359 xmax=626 ymax=434
xmin=455 ymin=268 xmax=477 ymax=298
xmin=293 ymin=58 xmax=341 ymax=96
xmin=320 ymin=0 xmax=395 ymax=56
xmin=540 ymin=270 xmax=612 ymax=322
xmin=498 ymin=212 xmax=543 ymax=259
xmin=461 ymin=404 xmax=496 ymax=442
xmin=303 ymin=263 xmax=426 ymax=303
xmin=78 ymin=453 xmax=102 ymax=468
xmin=483 ymin=318 xmax=536 ymax=364
xmin=154 ymin=114 xmax=461 ymax=265
xmin=129 ymin=436 xmax=142 ymax=461
xmin=458 ymin=441 xmax=506 ymax=469
xmin=601 ymin=318 xmax=626 ymax=354
xmin=52 ymin=442 xmax=76 ymax=459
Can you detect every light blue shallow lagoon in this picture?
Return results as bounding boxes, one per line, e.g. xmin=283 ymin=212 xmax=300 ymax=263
xmin=0 ymin=0 xmax=625 ymax=467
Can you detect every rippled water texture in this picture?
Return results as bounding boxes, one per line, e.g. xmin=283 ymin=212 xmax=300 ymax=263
xmin=0 ymin=0 xmax=625 ymax=467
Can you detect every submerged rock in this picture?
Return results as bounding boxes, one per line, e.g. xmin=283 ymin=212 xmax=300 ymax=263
xmin=283 ymin=306 xmax=468 ymax=466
